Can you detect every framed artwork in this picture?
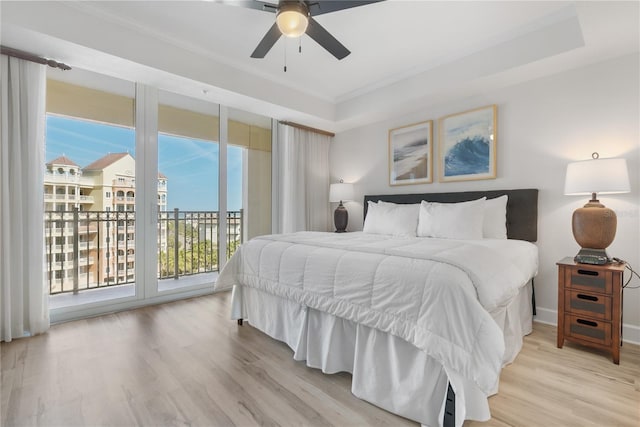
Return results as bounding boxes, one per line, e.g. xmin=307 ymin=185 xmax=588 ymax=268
xmin=438 ymin=105 xmax=497 ymax=182
xmin=388 ymin=120 xmax=433 ymax=186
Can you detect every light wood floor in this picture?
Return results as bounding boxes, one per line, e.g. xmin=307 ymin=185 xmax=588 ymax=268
xmin=2 ymin=292 xmax=639 ymax=427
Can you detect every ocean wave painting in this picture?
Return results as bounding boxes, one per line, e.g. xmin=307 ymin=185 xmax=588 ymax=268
xmin=389 ymin=120 xmax=433 ymax=185
xmin=439 ymin=105 xmax=497 ymax=182
xmin=444 ymin=135 xmax=490 ymax=175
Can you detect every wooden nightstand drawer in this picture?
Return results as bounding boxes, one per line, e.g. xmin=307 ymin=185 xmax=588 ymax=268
xmin=565 ymin=290 xmax=611 ymax=320
xmin=564 ymin=314 xmax=612 ymax=346
xmin=567 ymin=267 xmax=612 ymax=294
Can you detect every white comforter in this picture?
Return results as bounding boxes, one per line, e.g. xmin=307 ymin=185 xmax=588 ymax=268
xmin=215 ymin=231 xmax=538 ymax=395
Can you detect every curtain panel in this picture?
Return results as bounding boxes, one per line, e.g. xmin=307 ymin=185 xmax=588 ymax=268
xmin=0 ymin=55 xmax=49 ymax=342
xmin=276 ymin=123 xmax=331 ymax=233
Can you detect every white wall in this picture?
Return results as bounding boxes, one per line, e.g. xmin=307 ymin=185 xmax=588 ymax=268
xmin=330 ymin=53 xmax=640 ymax=343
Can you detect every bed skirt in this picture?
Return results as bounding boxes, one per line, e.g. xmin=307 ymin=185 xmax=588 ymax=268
xmin=230 ymin=282 xmax=533 ymax=427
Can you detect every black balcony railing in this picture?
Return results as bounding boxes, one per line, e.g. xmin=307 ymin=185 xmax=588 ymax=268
xmin=45 ymin=208 xmax=242 ymax=295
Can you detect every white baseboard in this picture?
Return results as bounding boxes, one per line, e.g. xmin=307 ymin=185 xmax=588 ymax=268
xmin=533 ymin=306 xmax=640 ymax=345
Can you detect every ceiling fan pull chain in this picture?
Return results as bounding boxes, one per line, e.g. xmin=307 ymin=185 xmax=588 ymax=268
xmin=299 ymin=37 xmax=302 ymax=54
xmin=284 ymin=37 xmax=287 ymax=72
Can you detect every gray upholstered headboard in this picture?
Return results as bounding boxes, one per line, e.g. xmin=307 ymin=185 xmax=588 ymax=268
xmin=363 ymin=189 xmax=539 ymax=242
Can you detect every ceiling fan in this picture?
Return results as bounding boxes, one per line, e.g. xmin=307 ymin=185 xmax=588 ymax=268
xmin=220 ymin=1 xmax=384 ymax=60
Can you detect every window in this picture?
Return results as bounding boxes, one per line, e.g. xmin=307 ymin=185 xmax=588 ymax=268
xmin=228 ymin=107 xmax=272 ymax=243
xmin=43 ymin=66 xmax=272 ymax=321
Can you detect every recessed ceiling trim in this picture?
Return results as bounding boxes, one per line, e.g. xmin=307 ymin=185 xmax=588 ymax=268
xmin=336 ymin=14 xmax=585 ymax=123
xmin=66 ymin=1 xmax=337 ymax=103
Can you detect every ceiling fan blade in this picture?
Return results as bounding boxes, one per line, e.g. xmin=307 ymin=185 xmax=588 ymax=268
xmin=306 ymin=17 xmax=350 ymax=60
xmin=214 ymin=1 xmax=277 ymax=13
xmin=251 ymin=23 xmax=282 ymax=58
xmin=309 ymin=0 xmax=384 ymax=16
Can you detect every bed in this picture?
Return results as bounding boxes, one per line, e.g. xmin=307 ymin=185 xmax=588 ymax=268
xmin=215 ymin=189 xmax=539 ymax=427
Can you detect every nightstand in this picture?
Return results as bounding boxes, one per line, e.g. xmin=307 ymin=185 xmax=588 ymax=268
xmin=557 ymin=257 xmax=625 ymax=364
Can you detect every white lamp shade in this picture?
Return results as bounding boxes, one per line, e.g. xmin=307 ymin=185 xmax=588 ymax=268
xmin=329 ymin=183 xmax=354 ymax=202
xmin=564 ymin=158 xmax=630 ymax=195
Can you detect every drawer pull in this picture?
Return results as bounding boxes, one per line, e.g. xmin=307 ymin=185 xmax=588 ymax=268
xmin=576 ymin=294 xmax=598 ymax=302
xmin=576 ymin=318 xmax=598 ymax=327
xmin=577 ymin=269 xmax=599 ymax=276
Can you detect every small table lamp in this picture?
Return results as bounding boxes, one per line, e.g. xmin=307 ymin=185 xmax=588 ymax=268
xmin=564 ymin=152 xmax=630 ymax=264
xmin=329 ymin=180 xmax=354 ymax=233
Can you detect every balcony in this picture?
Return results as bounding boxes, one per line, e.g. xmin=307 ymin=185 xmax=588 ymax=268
xmin=44 ymin=172 xmax=93 ymax=186
xmin=45 ymin=208 xmax=242 ymax=295
xmin=47 ymin=244 xmax=75 ymax=253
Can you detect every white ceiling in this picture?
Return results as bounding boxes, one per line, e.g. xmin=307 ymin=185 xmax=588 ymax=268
xmin=1 ymin=1 xmax=638 ymax=132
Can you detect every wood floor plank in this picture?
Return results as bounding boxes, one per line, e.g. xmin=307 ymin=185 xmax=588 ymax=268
xmin=2 ymin=292 xmax=639 ymax=427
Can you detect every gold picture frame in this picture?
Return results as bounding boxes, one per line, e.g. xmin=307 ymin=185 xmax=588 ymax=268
xmin=438 ymin=105 xmax=497 ymax=182
xmin=388 ymin=120 xmax=433 ymax=186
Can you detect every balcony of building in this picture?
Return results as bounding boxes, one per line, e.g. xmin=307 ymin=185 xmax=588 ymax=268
xmin=78 ymin=195 xmax=95 ymax=203
xmin=44 ymin=171 xmax=94 ymax=186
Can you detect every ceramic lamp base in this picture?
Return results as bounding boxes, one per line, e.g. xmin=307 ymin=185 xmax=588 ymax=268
xmin=571 ymin=199 xmax=617 ymax=250
xmin=334 ymin=202 xmax=348 ymax=233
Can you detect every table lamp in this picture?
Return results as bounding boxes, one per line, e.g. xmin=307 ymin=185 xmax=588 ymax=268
xmin=564 ymin=152 xmax=630 ymax=264
xmin=329 ymin=180 xmax=354 ymax=233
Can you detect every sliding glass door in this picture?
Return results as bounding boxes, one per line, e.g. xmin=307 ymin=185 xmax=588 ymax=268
xmin=45 ymin=69 xmax=138 ymax=309
xmin=157 ymin=89 xmax=220 ymax=293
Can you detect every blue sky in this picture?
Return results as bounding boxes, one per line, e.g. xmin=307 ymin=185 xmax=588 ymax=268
xmin=46 ymin=115 xmax=243 ymax=211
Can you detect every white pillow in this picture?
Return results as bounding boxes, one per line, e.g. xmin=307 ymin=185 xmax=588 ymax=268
xmin=484 ymin=195 xmax=508 ymax=239
xmin=417 ymin=197 xmax=486 ymax=240
xmin=363 ymin=201 xmax=420 ymax=237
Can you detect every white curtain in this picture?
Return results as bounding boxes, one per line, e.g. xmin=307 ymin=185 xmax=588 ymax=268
xmin=0 ymin=55 xmax=49 ymax=342
xmin=276 ymin=123 xmax=331 ymax=233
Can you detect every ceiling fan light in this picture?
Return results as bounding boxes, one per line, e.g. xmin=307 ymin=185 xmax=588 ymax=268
xmin=276 ymin=4 xmax=309 ymax=38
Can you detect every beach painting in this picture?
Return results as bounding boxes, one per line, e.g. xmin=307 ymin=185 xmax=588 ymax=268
xmin=389 ymin=120 xmax=433 ymax=186
xmin=438 ymin=105 xmax=497 ymax=182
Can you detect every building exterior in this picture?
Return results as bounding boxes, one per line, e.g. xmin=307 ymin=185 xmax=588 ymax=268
xmin=44 ymin=153 xmax=168 ymax=293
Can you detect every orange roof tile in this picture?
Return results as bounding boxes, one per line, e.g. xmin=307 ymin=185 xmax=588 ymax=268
xmin=83 ymin=153 xmax=130 ymax=171
xmin=47 ymin=155 xmax=79 ymax=167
